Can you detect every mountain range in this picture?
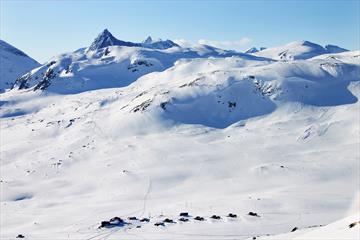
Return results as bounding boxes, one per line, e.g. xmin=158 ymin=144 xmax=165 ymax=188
xmin=2 ymin=29 xmax=349 ymax=95
xmin=0 ymin=29 xmax=359 ymax=240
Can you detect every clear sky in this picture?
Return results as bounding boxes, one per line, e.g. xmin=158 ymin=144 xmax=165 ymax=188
xmin=1 ymin=0 xmax=359 ymax=63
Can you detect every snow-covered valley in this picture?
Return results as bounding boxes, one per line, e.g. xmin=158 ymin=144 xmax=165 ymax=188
xmin=0 ymin=30 xmax=359 ymax=239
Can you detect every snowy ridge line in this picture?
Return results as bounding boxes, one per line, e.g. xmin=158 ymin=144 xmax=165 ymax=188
xmin=252 ymin=40 xmax=349 ymax=61
xmin=9 ymin=29 xmax=271 ymax=94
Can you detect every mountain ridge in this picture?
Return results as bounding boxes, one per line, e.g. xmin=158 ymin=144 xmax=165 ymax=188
xmin=252 ymin=40 xmax=349 ymax=60
xmin=10 ymin=30 xmax=269 ymax=94
xmin=88 ymin=29 xmax=180 ymax=51
xmin=3 ymin=30 xmax=352 ymax=94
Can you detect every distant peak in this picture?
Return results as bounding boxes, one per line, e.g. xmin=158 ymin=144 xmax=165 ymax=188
xmin=140 ymin=37 xmax=179 ymax=49
xmin=87 ymin=31 xmax=179 ymax=51
xmin=88 ymin=29 xmax=117 ymax=51
xmin=88 ymin=29 xmax=139 ymax=51
xmin=99 ymin=29 xmax=112 ymax=37
xmin=245 ymin=47 xmax=259 ymax=54
xmin=143 ymin=36 xmax=153 ymax=44
xmin=287 ymin=41 xmax=348 ymax=53
xmin=245 ymin=47 xmax=267 ymax=54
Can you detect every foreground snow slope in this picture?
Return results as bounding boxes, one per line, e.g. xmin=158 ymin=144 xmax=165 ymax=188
xmin=0 ymin=40 xmax=40 ymax=92
xmin=256 ymin=212 xmax=360 ymax=240
xmin=0 ymin=49 xmax=359 ymax=239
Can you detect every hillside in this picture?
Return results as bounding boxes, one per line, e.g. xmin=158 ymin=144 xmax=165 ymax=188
xmin=0 ymin=39 xmax=40 ymax=92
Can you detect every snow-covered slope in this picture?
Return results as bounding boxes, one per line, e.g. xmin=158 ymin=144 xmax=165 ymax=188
xmin=11 ymin=29 xmax=264 ymax=94
xmin=256 ymin=212 xmax=360 ymax=240
xmin=253 ymin=40 xmax=348 ymax=61
xmin=116 ymin=50 xmax=359 ymax=128
xmin=0 ymin=40 xmax=40 ymax=92
xmin=1 ymin=48 xmax=359 ymax=240
xmin=312 ymin=49 xmax=360 ymax=63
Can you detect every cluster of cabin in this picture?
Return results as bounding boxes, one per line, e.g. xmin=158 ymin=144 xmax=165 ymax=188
xmin=99 ymin=211 xmax=260 ymax=229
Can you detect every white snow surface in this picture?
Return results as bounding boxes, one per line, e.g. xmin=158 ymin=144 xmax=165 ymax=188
xmin=0 ymin=40 xmax=40 ymax=92
xmin=0 ymin=34 xmax=359 ymax=240
xmin=256 ymin=212 xmax=360 ymax=240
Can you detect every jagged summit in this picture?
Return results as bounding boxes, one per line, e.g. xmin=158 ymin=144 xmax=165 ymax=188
xmin=141 ymin=36 xmax=179 ymax=49
xmin=88 ymin=30 xmax=180 ymax=51
xmin=99 ymin=28 xmax=112 ymax=38
xmin=143 ymin=36 xmax=153 ymax=44
xmin=88 ymin=29 xmax=139 ymax=51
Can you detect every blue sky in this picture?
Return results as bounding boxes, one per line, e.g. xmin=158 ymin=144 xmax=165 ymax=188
xmin=1 ymin=0 xmax=359 ymax=62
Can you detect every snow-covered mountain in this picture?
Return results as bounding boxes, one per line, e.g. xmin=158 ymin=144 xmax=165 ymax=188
xmin=10 ymin=29 xmax=267 ymax=94
xmin=88 ymin=29 xmax=180 ymax=51
xmin=244 ymin=47 xmax=266 ymax=54
xmin=252 ymin=40 xmax=349 ymax=60
xmin=245 ymin=47 xmax=260 ymax=53
xmin=1 ymin=30 xmax=359 ymax=240
xmin=1 ymin=46 xmax=359 ymax=240
xmin=0 ymin=39 xmax=40 ymax=92
xmin=88 ymin=29 xmax=140 ymax=51
xmin=141 ymin=36 xmax=180 ymax=50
